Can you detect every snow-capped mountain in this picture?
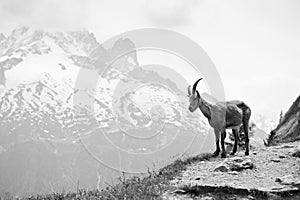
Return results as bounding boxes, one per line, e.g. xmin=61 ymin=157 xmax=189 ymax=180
xmin=0 ymin=27 xmax=210 ymax=197
xmin=0 ymin=26 xmax=140 ymax=138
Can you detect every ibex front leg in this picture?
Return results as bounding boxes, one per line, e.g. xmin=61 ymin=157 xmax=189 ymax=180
xmin=230 ymin=129 xmax=239 ymax=155
xmin=212 ymin=129 xmax=220 ymax=157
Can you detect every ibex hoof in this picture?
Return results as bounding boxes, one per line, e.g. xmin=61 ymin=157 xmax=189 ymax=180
xmin=230 ymin=152 xmax=235 ymax=156
xmin=212 ymin=151 xmax=220 ymax=157
xmin=245 ymin=152 xmax=249 ymax=156
xmin=221 ymin=153 xmax=226 ymax=158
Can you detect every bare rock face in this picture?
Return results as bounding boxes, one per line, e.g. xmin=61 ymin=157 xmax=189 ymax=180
xmin=269 ymin=95 xmax=300 ymax=144
xmin=214 ymin=157 xmax=255 ymax=172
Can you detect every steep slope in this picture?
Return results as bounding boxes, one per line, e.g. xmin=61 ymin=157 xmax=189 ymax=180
xmin=19 ymin=142 xmax=300 ymax=200
xmin=269 ymin=95 xmax=300 ymax=144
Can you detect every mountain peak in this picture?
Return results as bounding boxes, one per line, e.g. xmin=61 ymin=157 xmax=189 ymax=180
xmin=0 ymin=26 xmax=99 ymax=57
xmin=0 ymin=33 xmax=5 ymax=42
xmin=10 ymin=26 xmax=30 ymax=36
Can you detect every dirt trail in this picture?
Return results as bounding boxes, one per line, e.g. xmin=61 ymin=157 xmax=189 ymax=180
xmin=164 ymin=142 xmax=300 ymax=200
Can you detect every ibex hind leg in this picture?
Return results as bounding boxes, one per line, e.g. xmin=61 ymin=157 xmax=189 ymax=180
xmin=220 ymin=130 xmax=227 ymax=158
xmin=243 ymin=109 xmax=251 ymax=156
xmin=212 ymin=129 xmax=220 ymax=157
xmin=230 ymin=129 xmax=239 ymax=155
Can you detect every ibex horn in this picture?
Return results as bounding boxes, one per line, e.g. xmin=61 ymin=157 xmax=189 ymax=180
xmin=187 ymin=85 xmax=192 ymax=96
xmin=192 ymin=78 xmax=203 ymax=95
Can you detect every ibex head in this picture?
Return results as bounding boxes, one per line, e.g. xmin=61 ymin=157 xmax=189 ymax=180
xmin=187 ymin=78 xmax=202 ymax=112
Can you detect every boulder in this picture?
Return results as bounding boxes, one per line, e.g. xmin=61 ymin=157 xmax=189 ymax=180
xmin=291 ymin=146 xmax=300 ymax=158
xmin=214 ymin=157 xmax=255 ymax=172
xmin=214 ymin=164 xmax=229 ymax=172
xmin=275 ymin=175 xmax=300 ymax=187
xmin=292 ymin=150 xmax=300 ymax=158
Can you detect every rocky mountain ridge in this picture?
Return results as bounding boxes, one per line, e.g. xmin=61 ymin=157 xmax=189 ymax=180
xmin=268 ymin=95 xmax=300 ymax=145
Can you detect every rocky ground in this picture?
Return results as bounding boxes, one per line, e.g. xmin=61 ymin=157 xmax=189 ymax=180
xmin=163 ymin=142 xmax=300 ymax=200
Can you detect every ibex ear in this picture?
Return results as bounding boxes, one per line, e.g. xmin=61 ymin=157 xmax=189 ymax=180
xmin=196 ymin=90 xmax=200 ymax=98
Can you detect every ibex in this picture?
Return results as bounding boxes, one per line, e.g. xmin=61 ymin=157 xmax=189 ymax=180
xmin=188 ymin=78 xmax=251 ymax=158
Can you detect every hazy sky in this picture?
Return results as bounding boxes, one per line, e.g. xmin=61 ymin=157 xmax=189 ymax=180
xmin=0 ymin=0 xmax=299 ymax=120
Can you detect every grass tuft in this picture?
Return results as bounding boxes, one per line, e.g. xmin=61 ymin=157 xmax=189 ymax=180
xmin=21 ymin=153 xmax=212 ymax=200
